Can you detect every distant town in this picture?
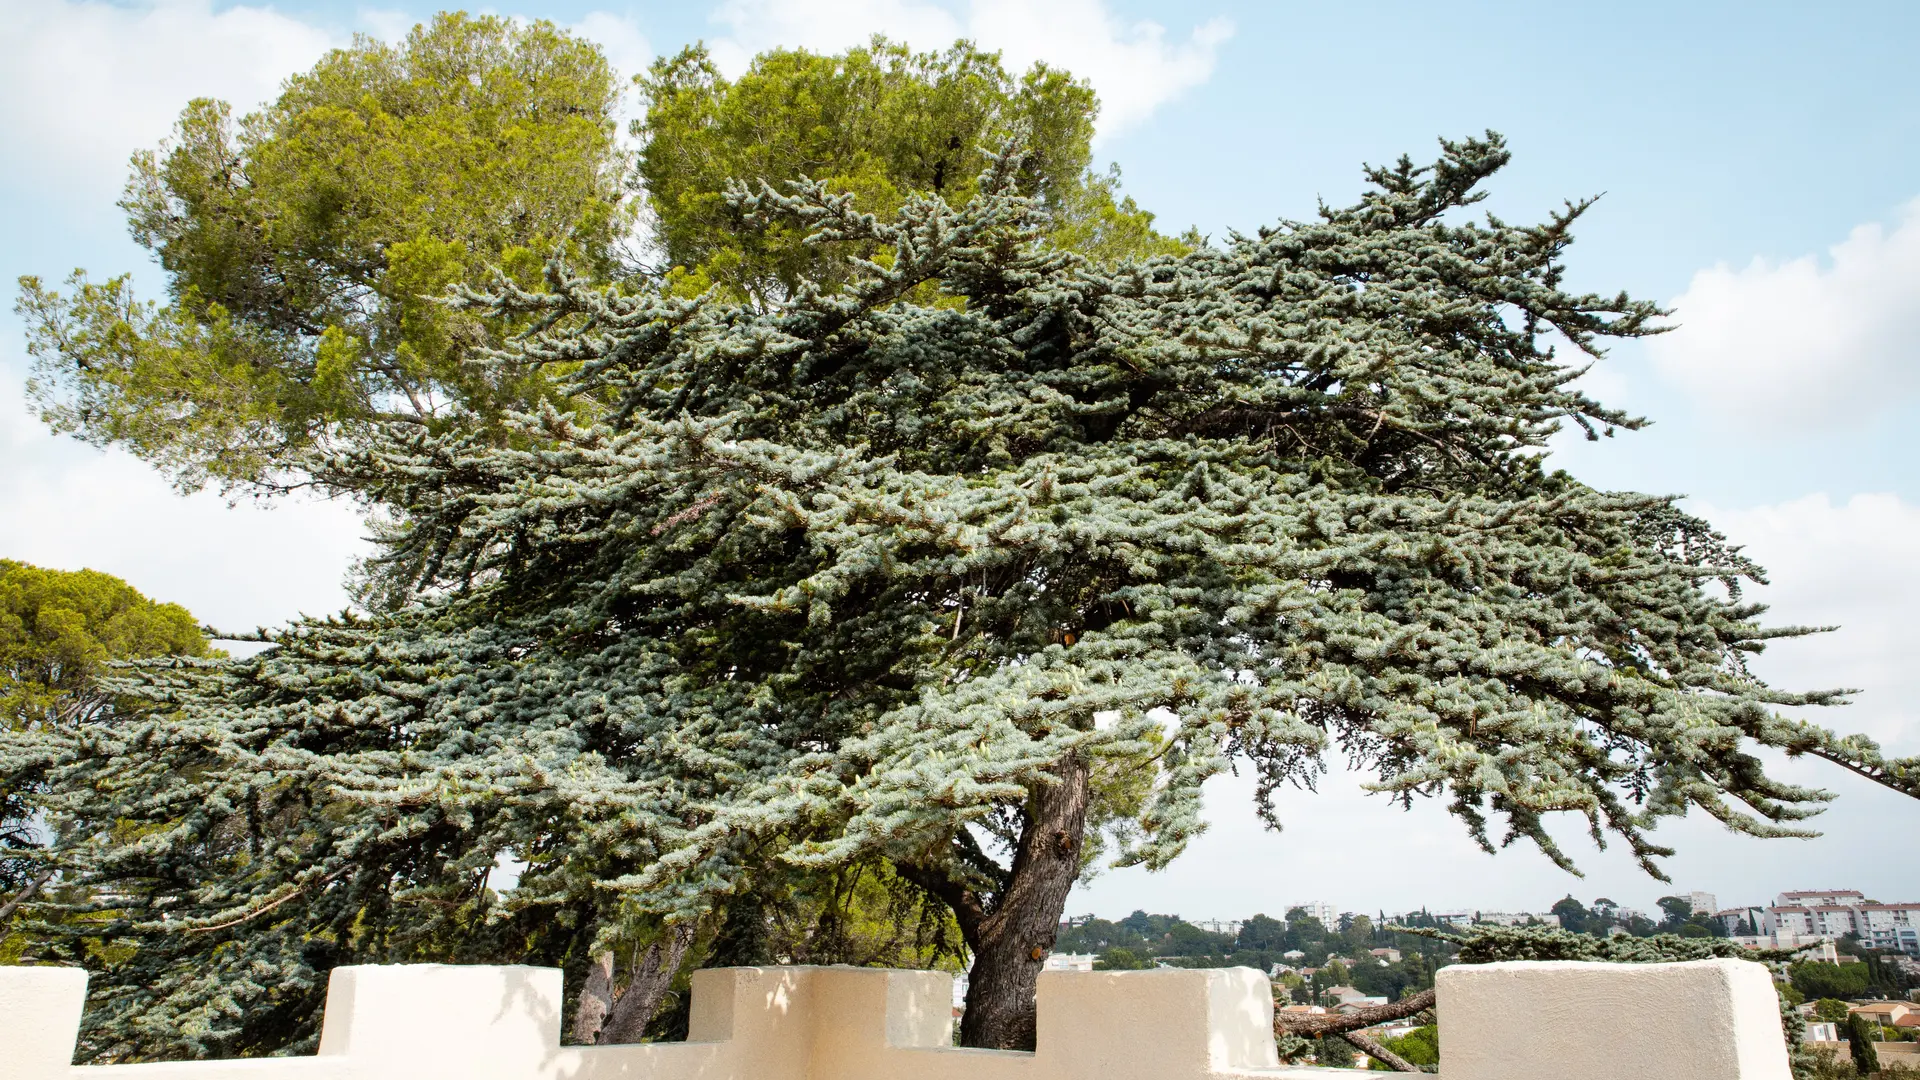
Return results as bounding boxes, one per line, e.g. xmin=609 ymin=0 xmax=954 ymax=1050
xmin=1036 ymin=888 xmax=1920 ymax=1018
xmin=1013 ymin=887 xmax=1920 ymax=1068
xmin=1051 ymin=888 xmax=1920 ymax=969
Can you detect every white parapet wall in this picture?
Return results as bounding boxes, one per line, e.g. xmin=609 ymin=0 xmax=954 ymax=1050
xmin=1437 ymin=958 xmax=1792 ymax=1080
xmin=1 ymin=957 xmax=1790 ymax=1080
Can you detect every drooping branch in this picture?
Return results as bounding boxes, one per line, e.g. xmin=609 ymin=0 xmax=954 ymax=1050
xmin=181 ymin=865 xmax=349 ymax=933
xmin=0 ymin=867 xmax=55 ymax=921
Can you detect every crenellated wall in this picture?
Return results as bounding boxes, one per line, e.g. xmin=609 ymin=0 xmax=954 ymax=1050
xmin=0 ymin=958 xmax=1791 ymax=1080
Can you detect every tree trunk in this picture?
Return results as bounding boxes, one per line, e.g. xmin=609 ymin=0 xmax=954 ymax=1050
xmin=596 ymin=923 xmax=697 ymax=1044
xmin=571 ymin=951 xmax=616 ymax=1044
xmin=902 ymin=754 xmax=1091 ymax=1051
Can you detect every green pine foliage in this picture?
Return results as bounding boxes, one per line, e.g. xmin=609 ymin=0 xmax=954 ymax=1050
xmin=16 ymin=14 xmax=631 ymax=493
xmin=1793 ymin=960 xmax=1875 ymax=1001
xmin=9 ymin=134 xmax=1917 ymax=1058
xmin=636 ymin=38 xmax=1187 ymax=305
xmin=1369 ymin=1024 xmax=1438 ymax=1071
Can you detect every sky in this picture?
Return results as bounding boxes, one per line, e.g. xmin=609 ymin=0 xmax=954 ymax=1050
xmin=1 ymin=0 xmax=1916 ymax=924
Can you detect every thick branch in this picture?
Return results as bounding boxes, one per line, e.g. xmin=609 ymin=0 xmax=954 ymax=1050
xmin=1343 ymin=1029 xmax=1420 ymax=1072
xmin=892 ymin=857 xmax=986 ymax=947
xmin=1274 ymin=989 xmax=1435 ymax=1038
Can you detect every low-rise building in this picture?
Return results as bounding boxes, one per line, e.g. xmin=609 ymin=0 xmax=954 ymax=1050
xmin=1473 ymin=911 xmax=1563 ymax=927
xmin=1730 ymin=932 xmax=1839 ymax=962
xmin=1851 ymin=1001 xmax=1914 ymax=1026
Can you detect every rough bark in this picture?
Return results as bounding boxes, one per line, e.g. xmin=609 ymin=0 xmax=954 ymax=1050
xmin=1343 ymin=1029 xmax=1420 ymax=1072
xmin=571 ymin=951 xmax=615 ymax=1044
xmin=0 ymin=867 xmax=55 ymax=921
xmin=1274 ymin=989 xmax=1435 ymax=1038
xmin=901 ymin=755 xmax=1091 ymax=1052
xmin=597 ymin=923 xmax=698 ymax=1044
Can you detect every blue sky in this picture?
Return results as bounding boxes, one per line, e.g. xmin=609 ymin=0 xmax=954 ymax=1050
xmin=2 ymin=0 xmax=1916 ymax=922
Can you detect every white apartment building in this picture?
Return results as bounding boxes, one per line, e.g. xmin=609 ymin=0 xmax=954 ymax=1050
xmin=1288 ymin=901 xmax=1338 ymax=927
xmin=1777 ymin=890 xmax=1867 ymax=908
xmin=1762 ymin=891 xmax=1920 ymax=955
xmin=1871 ymin=927 xmax=1920 ymax=956
xmin=1715 ymin=907 xmax=1766 ymax=935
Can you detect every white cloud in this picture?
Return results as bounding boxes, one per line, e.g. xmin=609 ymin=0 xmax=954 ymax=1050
xmin=1700 ymin=491 xmax=1920 ymax=749
xmin=706 ymin=0 xmax=961 ymax=74
xmin=966 ymin=0 xmax=1232 ymax=137
xmin=0 ymin=370 xmax=370 ymax=634
xmin=0 ymin=0 xmax=338 ymax=204
xmin=571 ymin=11 xmax=654 ymax=84
xmin=707 ymin=0 xmax=1232 ymax=138
xmin=1649 ymin=200 xmax=1920 ymax=428
xmin=566 ymin=11 xmax=653 ymax=140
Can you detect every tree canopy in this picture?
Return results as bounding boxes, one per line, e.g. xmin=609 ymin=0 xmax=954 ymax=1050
xmin=17 ymin=13 xmax=631 ymax=493
xmin=18 ymin=29 xmax=1187 ymax=500
xmin=12 ymin=126 xmax=1919 ymax=1057
xmin=636 ymin=37 xmax=1188 ymax=305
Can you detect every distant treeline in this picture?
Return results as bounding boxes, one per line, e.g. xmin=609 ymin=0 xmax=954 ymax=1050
xmin=1057 ymin=908 xmax=1456 ymax=1002
xmin=1057 ymin=896 xmax=1757 ymax=1003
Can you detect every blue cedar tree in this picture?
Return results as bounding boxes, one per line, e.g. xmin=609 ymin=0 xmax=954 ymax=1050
xmin=8 ymin=136 xmax=1915 ymax=1058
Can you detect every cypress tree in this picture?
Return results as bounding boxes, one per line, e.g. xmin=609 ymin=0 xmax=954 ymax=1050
xmin=8 ymin=135 xmax=1916 ymax=1057
xmin=1847 ymin=1013 xmax=1880 ymax=1076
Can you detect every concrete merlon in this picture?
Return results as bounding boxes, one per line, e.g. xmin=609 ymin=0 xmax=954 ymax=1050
xmin=1437 ymin=958 xmax=1790 ymax=1080
xmin=317 ymin=964 xmax=563 ymax=1079
xmin=0 ymin=965 xmax=86 ymax=1080
xmin=0 ymin=958 xmax=1793 ymax=1080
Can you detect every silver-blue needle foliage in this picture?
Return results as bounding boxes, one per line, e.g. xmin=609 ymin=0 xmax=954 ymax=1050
xmin=6 ymin=135 xmax=1911 ymax=1059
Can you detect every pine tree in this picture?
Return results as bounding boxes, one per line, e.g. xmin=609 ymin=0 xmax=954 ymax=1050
xmin=9 ymin=135 xmax=1917 ymax=1058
